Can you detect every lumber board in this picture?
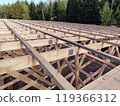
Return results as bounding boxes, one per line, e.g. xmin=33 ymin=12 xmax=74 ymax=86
xmin=8 ymin=71 xmax=48 ymax=90
xmin=0 ymin=75 xmax=4 ymax=86
xmin=24 ymin=68 xmax=53 ymax=86
xmin=0 ymin=43 xmax=116 ymax=74
xmin=75 ymin=54 xmax=80 ymax=89
xmin=0 ymin=41 xmax=116 ymax=75
xmin=11 ymin=20 xmax=120 ymax=63
xmin=0 ymin=36 xmax=80 ymax=51
xmin=0 ymin=34 xmax=52 ymax=42
xmin=19 ymin=20 xmax=120 ymax=43
xmin=2 ymin=19 xmax=75 ymax=90
xmin=1 ymin=19 xmax=120 ymax=90
xmin=81 ymin=65 xmax=120 ymax=90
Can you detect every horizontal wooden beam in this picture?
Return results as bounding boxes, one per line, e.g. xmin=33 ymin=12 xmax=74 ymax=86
xmin=0 ymin=33 xmax=104 ymax=42
xmin=11 ymin=20 xmax=120 ymax=63
xmin=2 ymin=19 xmax=75 ymax=90
xmin=0 ymin=32 xmax=109 ymax=51
xmin=17 ymin=20 xmax=120 ymax=47
xmin=0 ymin=41 xmax=116 ymax=75
xmin=0 ymin=34 xmax=40 ymax=42
xmin=24 ymin=20 xmax=120 ymax=40
xmin=0 ymin=36 xmax=84 ymax=51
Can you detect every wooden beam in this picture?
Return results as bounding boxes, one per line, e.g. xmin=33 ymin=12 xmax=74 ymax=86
xmin=115 ymin=46 xmax=120 ymax=57
xmin=0 ymin=75 xmax=4 ymax=86
xmin=11 ymin=20 xmax=120 ymax=63
xmin=64 ymin=58 xmax=84 ymax=86
xmin=0 ymin=41 xmax=117 ymax=75
xmin=81 ymin=65 xmax=120 ymax=90
xmin=2 ymin=20 xmax=75 ymax=90
xmin=9 ymin=71 xmax=48 ymax=90
xmin=55 ymin=44 xmax=61 ymax=73
xmin=70 ymin=61 xmax=95 ymax=80
xmin=0 ymin=36 xmax=81 ymax=51
xmin=0 ymin=70 xmax=32 ymax=90
xmin=97 ymin=46 xmax=115 ymax=78
xmin=18 ymin=20 xmax=120 ymax=43
xmin=24 ymin=68 xmax=53 ymax=86
xmin=75 ymin=53 xmax=80 ymax=90
xmin=85 ymin=53 xmax=116 ymax=68
xmin=79 ymin=67 xmax=102 ymax=88
xmin=79 ymin=54 xmax=86 ymax=67
xmin=70 ymin=75 xmax=75 ymax=84
xmin=0 ymin=34 xmax=49 ymax=42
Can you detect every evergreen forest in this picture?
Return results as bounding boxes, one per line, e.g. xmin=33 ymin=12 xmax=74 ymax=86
xmin=0 ymin=0 xmax=120 ymax=27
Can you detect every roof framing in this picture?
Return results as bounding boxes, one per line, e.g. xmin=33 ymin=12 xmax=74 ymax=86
xmin=0 ymin=19 xmax=120 ymax=90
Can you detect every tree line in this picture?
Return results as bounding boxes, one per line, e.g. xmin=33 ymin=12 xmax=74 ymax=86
xmin=0 ymin=0 xmax=120 ymax=27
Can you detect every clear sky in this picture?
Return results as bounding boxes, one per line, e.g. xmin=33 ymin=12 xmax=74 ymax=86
xmin=0 ymin=0 xmax=49 ymax=5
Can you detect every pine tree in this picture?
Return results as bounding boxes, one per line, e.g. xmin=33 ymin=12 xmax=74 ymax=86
xmin=43 ymin=3 xmax=49 ymax=21
xmin=37 ymin=1 xmax=45 ymax=20
xmin=25 ymin=0 xmax=29 ymax=6
xmin=48 ymin=0 xmax=53 ymax=20
xmin=10 ymin=0 xmax=30 ymax=19
xmin=0 ymin=5 xmax=5 ymax=18
xmin=100 ymin=1 xmax=112 ymax=25
xmin=66 ymin=0 xmax=79 ymax=22
xmin=116 ymin=16 xmax=120 ymax=27
xmin=77 ymin=0 xmax=84 ymax=23
xmin=111 ymin=0 xmax=120 ymax=26
xmin=11 ymin=0 xmax=24 ymax=19
xmin=21 ymin=2 xmax=30 ymax=19
xmin=66 ymin=0 xmax=100 ymax=24
xmin=116 ymin=5 xmax=120 ymax=27
xmin=29 ymin=1 xmax=37 ymax=20
xmin=82 ymin=0 xmax=100 ymax=24
xmin=61 ymin=0 xmax=66 ymax=21
xmin=3 ymin=3 xmax=12 ymax=19
xmin=0 ymin=4 xmax=12 ymax=19
xmin=53 ymin=0 xmax=65 ymax=21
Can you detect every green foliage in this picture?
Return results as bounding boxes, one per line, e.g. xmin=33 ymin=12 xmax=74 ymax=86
xmin=111 ymin=0 xmax=120 ymax=25
xmin=0 ymin=3 xmax=13 ymax=19
xmin=66 ymin=0 xmax=100 ymax=24
xmin=21 ymin=2 xmax=30 ymax=19
xmin=115 ymin=4 xmax=120 ymax=27
xmin=48 ymin=0 xmax=53 ymax=20
xmin=25 ymin=0 xmax=29 ymax=6
xmin=100 ymin=1 xmax=112 ymax=25
xmin=37 ymin=2 xmax=44 ymax=20
xmin=99 ymin=0 xmax=106 ymax=9
xmin=116 ymin=16 xmax=120 ymax=27
xmin=53 ymin=0 xmax=66 ymax=21
xmin=44 ymin=3 xmax=49 ymax=21
xmin=0 ymin=4 xmax=12 ymax=18
xmin=29 ymin=2 xmax=37 ymax=20
xmin=0 ymin=0 xmax=120 ymax=27
xmin=11 ymin=0 xmax=23 ymax=19
xmin=82 ymin=0 xmax=101 ymax=24
xmin=66 ymin=0 xmax=79 ymax=22
xmin=0 ymin=0 xmax=30 ymax=19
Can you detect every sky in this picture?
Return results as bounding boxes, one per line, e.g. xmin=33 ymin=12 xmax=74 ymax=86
xmin=0 ymin=0 xmax=49 ymax=5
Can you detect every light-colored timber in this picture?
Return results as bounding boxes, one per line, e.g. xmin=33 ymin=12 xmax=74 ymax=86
xmin=0 ymin=19 xmax=120 ymax=90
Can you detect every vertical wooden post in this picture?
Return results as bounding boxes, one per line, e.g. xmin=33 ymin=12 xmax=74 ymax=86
xmin=0 ymin=75 xmax=4 ymax=86
xmin=75 ymin=51 xmax=80 ymax=90
xmin=55 ymin=39 xmax=61 ymax=73
xmin=115 ymin=46 xmax=120 ymax=57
